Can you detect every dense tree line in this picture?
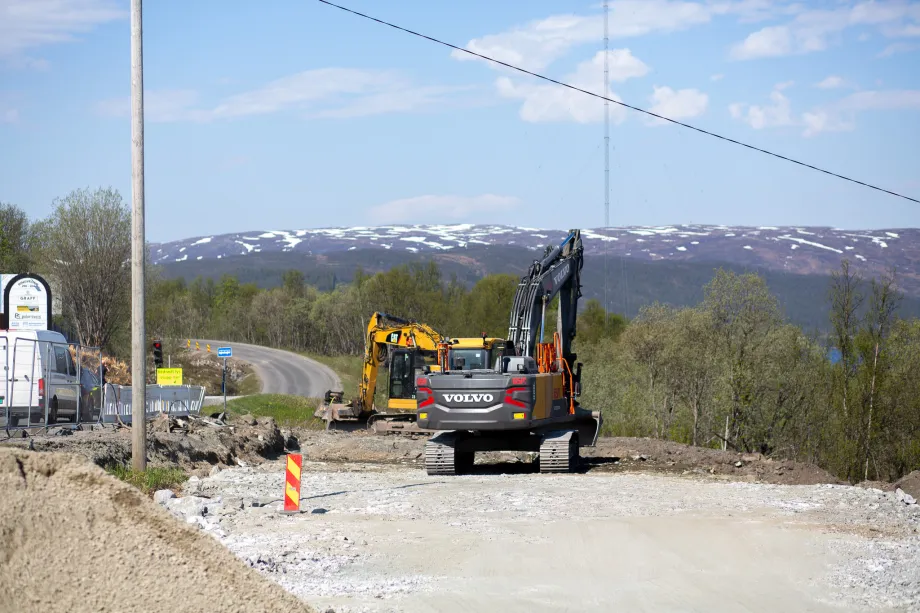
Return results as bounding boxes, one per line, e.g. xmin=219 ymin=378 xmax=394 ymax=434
xmin=147 ymin=253 xmax=919 ymax=483
xmin=4 ymin=191 xmax=918 ymax=483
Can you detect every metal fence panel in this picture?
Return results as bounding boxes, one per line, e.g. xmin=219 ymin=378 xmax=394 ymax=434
xmin=100 ymin=384 xmax=206 ymax=424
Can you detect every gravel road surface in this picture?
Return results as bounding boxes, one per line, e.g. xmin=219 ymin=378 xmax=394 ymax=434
xmin=200 ymin=341 xmax=340 ymax=397
xmin=165 ymin=460 xmax=920 ymax=613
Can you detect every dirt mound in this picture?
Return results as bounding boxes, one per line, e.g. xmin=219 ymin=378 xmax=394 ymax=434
xmin=586 ymin=437 xmax=842 ymax=485
xmin=894 ymin=470 xmax=920 ymax=500
xmin=0 ymin=447 xmax=314 ymax=613
xmin=0 ymin=415 xmax=290 ymax=475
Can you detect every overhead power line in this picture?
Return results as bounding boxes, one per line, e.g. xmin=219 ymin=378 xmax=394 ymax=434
xmin=316 ymin=0 xmax=919 ymax=205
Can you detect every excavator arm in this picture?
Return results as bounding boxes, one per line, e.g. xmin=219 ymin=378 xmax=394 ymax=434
xmin=507 ymin=229 xmax=584 ymax=364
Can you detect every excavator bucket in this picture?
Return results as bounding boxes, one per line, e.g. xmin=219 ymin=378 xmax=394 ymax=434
xmin=315 ymin=390 xmax=361 ymax=429
xmin=572 ymin=407 xmax=603 ymax=447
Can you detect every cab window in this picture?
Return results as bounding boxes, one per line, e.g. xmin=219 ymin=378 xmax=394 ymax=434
xmin=53 ymin=346 xmax=70 ymax=375
xmin=449 ymin=348 xmax=489 ymax=370
xmin=388 ymin=351 xmax=415 ymax=399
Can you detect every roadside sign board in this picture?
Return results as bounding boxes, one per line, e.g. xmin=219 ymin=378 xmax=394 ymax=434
xmin=157 ymin=368 xmax=183 ymax=386
xmin=217 ymin=347 xmax=232 ymax=358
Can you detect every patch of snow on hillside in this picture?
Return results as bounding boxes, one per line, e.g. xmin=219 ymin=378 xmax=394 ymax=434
xmin=175 ymin=254 xmax=187 ymax=262
xmin=777 ymin=235 xmax=842 ymax=253
xmin=532 ymin=234 xmax=548 ymax=239
xmin=744 ymin=246 xmax=752 ymax=250
xmin=791 ymin=245 xmax=799 ymax=250
xmin=197 ymin=256 xmax=202 ymax=260
xmin=885 ymin=232 xmax=899 ymax=238
xmin=348 ymin=246 xmax=356 ymax=251
xmin=295 ymin=230 xmax=307 ymax=237
xmin=758 ymin=226 xmax=779 ymax=230
xmin=192 ymin=237 xmax=212 ymax=246
xmin=845 ymin=246 xmax=854 ymax=250
xmin=406 ymin=247 xmax=418 ymax=253
xmin=217 ymin=255 xmax=222 ymax=259
xmin=676 ymin=246 xmax=687 ymax=252
xmin=855 ymin=254 xmax=867 ymax=261
xmin=582 ymin=230 xmax=617 ymax=242
xmin=628 ymin=229 xmax=656 ymax=236
xmin=691 ymin=241 xmax=700 ymax=245
xmin=235 ymin=241 xmax=256 ymax=253
xmin=795 ymin=228 xmax=816 ymax=236
xmin=179 ymin=247 xmax=186 ymax=253
xmin=258 ymin=232 xmax=276 ymax=238
xmin=725 ymin=233 xmax=736 ymax=237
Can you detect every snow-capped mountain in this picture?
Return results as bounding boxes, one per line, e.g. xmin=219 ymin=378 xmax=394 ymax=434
xmin=151 ymin=224 xmax=920 ymax=294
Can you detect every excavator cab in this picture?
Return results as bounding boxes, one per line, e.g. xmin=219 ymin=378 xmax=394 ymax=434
xmin=386 ymin=348 xmax=437 ymax=411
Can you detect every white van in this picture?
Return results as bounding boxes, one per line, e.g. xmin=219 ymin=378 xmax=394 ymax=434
xmin=0 ymin=329 xmax=82 ymax=426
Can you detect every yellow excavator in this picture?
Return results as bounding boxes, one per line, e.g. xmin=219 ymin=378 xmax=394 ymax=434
xmin=317 ymin=311 xmax=507 ymax=433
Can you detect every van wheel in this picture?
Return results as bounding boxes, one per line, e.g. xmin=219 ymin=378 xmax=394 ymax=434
xmin=48 ymin=399 xmax=59 ymax=425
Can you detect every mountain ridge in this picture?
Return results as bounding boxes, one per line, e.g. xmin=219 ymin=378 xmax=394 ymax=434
xmin=152 ymin=223 xmax=920 ymax=296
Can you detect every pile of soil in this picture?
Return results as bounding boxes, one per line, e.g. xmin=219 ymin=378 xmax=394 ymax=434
xmin=585 ymin=437 xmax=843 ymax=486
xmin=895 ymin=470 xmax=920 ymax=499
xmin=0 ymin=415 xmax=290 ymax=476
xmin=0 ymin=447 xmax=314 ymax=613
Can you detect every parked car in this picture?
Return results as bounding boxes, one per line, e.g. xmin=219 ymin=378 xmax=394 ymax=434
xmin=0 ymin=329 xmax=81 ymax=426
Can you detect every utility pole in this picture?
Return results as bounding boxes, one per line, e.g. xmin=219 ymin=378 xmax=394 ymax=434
xmin=130 ymin=0 xmax=147 ymax=471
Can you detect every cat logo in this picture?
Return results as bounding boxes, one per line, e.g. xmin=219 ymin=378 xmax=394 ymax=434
xmin=388 ymin=332 xmax=401 ymax=344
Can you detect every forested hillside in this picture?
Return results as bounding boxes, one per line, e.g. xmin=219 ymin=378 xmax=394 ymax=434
xmin=158 ymin=248 xmax=920 ymax=333
xmin=149 ymin=259 xmax=919 ymax=485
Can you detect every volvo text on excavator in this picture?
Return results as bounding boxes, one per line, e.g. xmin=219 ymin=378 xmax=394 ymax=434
xmin=318 ymin=312 xmax=507 ymax=434
xmin=416 ymin=229 xmax=603 ymax=474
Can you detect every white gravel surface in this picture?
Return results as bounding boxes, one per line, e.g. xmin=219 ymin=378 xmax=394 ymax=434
xmin=161 ymin=460 xmax=920 ymax=613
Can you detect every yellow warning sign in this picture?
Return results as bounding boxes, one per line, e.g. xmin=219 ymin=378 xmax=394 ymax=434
xmin=156 ymin=368 xmax=183 ymax=386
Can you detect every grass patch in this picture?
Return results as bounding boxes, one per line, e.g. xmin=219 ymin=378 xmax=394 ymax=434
xmin=226 ymin=393 xmax=325 ymax=429
xmin=305 ymin=354 xmax=363 ymax=394
xmin=105 ymin=464 xmax=187 ymax=495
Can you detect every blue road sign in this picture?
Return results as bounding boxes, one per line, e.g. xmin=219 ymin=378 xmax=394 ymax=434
xmin=217 ymin=347 xmax=232 ymax=358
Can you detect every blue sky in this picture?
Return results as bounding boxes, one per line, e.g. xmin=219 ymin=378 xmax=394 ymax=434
xmin=1 ymin=0 xmax=918 ymax=242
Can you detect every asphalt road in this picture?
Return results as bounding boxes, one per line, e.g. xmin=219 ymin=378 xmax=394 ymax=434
xmin=199 ymin=341 xmax=341 ymax=398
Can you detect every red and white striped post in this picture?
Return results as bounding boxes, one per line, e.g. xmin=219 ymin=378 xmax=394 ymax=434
xmin=283 ymin=453 xmax=302 ymax=513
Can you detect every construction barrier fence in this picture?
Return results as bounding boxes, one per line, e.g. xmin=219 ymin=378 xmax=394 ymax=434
xmin=1 ymin=334 xmax=204 ymax=431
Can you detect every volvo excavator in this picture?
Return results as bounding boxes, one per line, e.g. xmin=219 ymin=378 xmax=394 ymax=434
xmin=416 ymin=229 xmax=602 ymax=474
xmin=317 ymin=311 xmax=506 ymax=433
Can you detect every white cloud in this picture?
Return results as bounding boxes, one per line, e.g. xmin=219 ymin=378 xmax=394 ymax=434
xmin=731 ymin=85 xmax=920 ymax=136
xmin=451 ymin=1 xmax=800 ymax=72
xmin=775 ymin=80 xmax=795 ymax=91
xmin=646 ymin=86 xmax=709 ymax=125
xmin=878 ymin=41 xmax=920 ymax=56
xmin=495 ymin=49 xmax=647 ymax=123
xmin=815 ymin=75 xmax=847 ymax=89
xmin=710 ymin=73 xmax=725 ymax=81
xmin=729 ymin=86 xmax=795 ymax=129
xmin=0 ymin=0 xmax=124 ymax=67
xmin=369 ymin=194 xmax=521 ymax=223
xmin=730 ymin=1 xmax=920 ymax=60
xmin=96 ymin=69 xmax=467 ymax=123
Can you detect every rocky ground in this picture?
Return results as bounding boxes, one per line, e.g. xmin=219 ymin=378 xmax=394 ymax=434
xmin=160 ymin=457 xmax=920 ymax=613
xmin=4 ymin=419 xmax=919 ymax=612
